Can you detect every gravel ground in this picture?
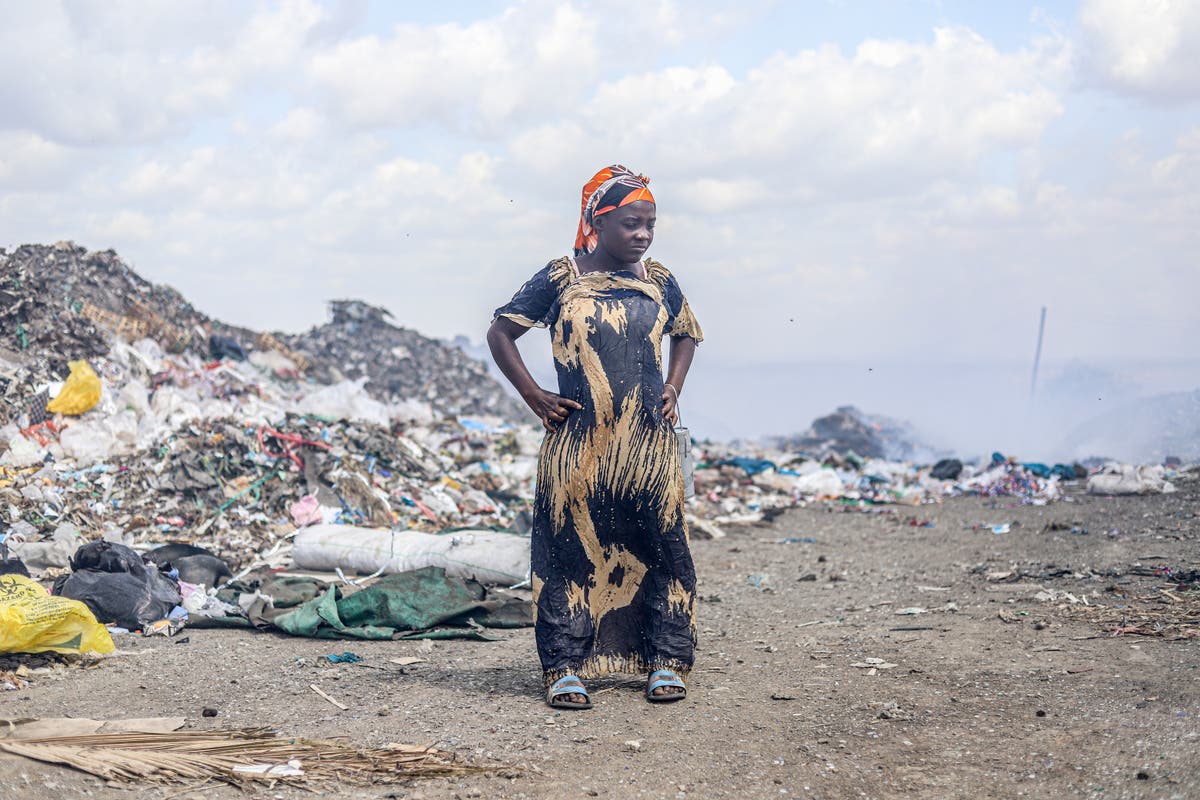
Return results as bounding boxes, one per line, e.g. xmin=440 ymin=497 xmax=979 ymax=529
xmin=3 ymin=481 xmax=1197 ymax=800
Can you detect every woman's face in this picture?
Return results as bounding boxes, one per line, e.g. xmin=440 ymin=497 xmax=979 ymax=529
xmin=596 ymin=200 xmax=655 ymax=264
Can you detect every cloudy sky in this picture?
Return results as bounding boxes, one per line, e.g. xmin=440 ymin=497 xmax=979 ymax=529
xmin=2 ymin=0 xmax=1198 ymax=447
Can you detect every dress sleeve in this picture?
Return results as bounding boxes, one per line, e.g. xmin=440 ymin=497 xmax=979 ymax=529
xmin=493 ymin=265 xmax=560 ymax=328
xmin=663 ymin=273 xmax=704 ymax=343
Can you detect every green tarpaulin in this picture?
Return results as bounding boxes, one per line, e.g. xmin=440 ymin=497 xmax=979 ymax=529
xmin=270 ymin=567 xmax=532 ymax=640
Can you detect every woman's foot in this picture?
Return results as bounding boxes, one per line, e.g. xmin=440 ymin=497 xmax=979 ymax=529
xmin=646 ymin=669 xmax=687 ymax=701
xmin=546 ymin=674 xmax=592 ymax=709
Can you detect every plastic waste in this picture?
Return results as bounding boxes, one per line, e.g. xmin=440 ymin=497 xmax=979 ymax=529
xmin=930 ymin=458 xmax=963 ymax=480
xmin=0 ymin=573 xmax=115 ymax=655
xmin=55 ymin=541 xmax=183 ymax=629
xmin=297 ymin=378 xmax=392 ymax=426
xmin=794 ymin=469 xmax=845 ymax=498
xmin=45 ymin=360 xmax=102 ymax=415
xmin=1087 ymin=464 xmax=1177 ymax=496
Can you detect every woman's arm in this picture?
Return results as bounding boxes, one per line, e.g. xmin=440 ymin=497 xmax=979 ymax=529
xmin=661 ymin=335 xmax=697 ymax=425
xmin=487 ymin=317 xmax=582 ymax=432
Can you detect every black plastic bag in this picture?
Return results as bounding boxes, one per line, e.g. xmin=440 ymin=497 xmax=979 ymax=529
xmin=70 ymin=540 xmax=146 ymax=574
xmin=146 ymin=544 xmax=233 ymax=587
xmin=55 ymin=570 xmax=182 ymax=629
xmin=56 ymin=541 xmax=182 ymax=629
xmin=930 ymin=458 xmax=963 ymax=481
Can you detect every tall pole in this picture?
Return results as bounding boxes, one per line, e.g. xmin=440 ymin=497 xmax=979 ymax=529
xmin=1029 ymin=306 xmax=1047 ymax=400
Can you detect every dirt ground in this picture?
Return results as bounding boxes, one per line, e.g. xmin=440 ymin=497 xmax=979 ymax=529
xmin=3 ymin=482 xmax=1197 ymax=800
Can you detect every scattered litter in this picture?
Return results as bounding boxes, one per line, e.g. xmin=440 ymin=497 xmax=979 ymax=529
xmin=310 ymin=683 xmax=349 ymax=711
xmin=851 ymin=657 xmax=898 ymax=676
xmin=747 ymin=573 xmax=772 ymax=590
xmin=389 ymin=657 xmax=427 ymax=667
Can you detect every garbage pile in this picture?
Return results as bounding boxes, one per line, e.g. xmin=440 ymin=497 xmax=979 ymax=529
xmin=767 ymin=405 xmax=943 ymax=463
xmin=0 ymin=243 xmax=548 ymax=637
xmin=279 ymin=300 xmax=527 ymax=421
xmin=0 ymin=242 xmax=525 ymax=424
xmin=687 ymin=441 xmax=1196 ymax=525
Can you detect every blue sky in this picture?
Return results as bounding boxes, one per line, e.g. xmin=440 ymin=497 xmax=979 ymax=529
xmin=1 ymin=0 xmax=1198 ymax=449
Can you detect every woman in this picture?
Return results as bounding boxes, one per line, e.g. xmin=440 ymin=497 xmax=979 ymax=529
xmin=487 ymin=165 xmax=703 ymax=709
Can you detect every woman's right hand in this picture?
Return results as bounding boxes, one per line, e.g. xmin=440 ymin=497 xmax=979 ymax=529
xmin=524 ymin=389 xmax=584 ymax=432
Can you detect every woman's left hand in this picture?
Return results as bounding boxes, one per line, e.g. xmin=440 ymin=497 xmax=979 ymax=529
xmin=661 ymin=386 xmax=679 ymax=426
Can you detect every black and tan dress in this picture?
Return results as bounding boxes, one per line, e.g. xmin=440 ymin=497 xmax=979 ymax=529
xmin=494 ymin=256 xmax=704 ymax=686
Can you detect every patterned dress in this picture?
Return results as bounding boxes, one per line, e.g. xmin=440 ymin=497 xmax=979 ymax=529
xmin=495 ymin=256 xmax=704 ymax=686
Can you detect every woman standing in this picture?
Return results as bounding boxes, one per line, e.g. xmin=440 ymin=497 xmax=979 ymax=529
xmin=487 ymin=165 xmax=703 ymax=709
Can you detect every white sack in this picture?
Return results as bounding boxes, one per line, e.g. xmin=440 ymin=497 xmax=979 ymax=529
xmin=1087 ymin=464 xmax=1176 ymax=496
xmin=292 ymin=524 xmax=530 ymax=585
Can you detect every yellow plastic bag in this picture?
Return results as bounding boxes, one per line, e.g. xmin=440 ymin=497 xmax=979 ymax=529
xmin=46 ymin=360 xmax=102 ymax=416
xmin=0 ymin=574 xmax=115 ymax=655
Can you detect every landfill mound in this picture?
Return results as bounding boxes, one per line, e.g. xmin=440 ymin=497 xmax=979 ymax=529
xmin=279 ymin=300 xmax=525 ymax=421
xmin=1058 ymin=389 xmax=1200 ymax=463
xmin=0 ymin=242 xmax=525 ymax=424
xmin=768 ymin=405 xmax=941 ymax=462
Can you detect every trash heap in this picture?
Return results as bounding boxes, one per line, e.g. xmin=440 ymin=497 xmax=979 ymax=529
xmin=687 ymin=442 xmax=1194 ymax=525
xmin=0 ymin=342 xmax=543 ymax=575
xmin=0 ymin=242 xmax=525 ymax=424
xmin=278 ymin=300 xmax=527 ymax=421
xmin=1 ymin=243 xmax=547 ymax=593
xmin=768 ymin=405 xmax=943 ymax=463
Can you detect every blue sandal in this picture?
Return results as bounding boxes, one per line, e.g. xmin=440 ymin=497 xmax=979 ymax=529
xmin=646 ymin=669 xmax=687 ymax=702
xmin=546 ymin=674 xmax=592 ymax=709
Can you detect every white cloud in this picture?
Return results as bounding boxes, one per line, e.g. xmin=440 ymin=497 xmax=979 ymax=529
xmin=308 ymin=3 xmax=601 ymax=134
xmin=0 ymin=1 xmax=326 ymax=145
xmin=1080 ymin=0 xmax=1200 ymax=99
xmin=0 ymin=1 xmax=1194 ymax=380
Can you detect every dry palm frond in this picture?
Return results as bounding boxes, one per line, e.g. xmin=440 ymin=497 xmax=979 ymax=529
xmin=1061 ymin=590 xmax=1200 ymax=639
xmin=0 ymin=728 xmax=494 ymax=786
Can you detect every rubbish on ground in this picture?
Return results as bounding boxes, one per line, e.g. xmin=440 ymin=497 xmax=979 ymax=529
xmin=310 ymin=683 xmax=350 ymax=710
xmin=389 ymin=657 xmax=427 ymax=666
xmin=895 ymin=607 xmax=928 ymax=615
xmin=0 ymin=574 xmax=114 ymax=655
xmin=1087 ymin=464 xmax=1177 ymax=496
xmin=850 ymin=657 xmax=898 ymax=675
xmin=45 ymin=360 xmax=102 ymax=416
xmin=233 ymin=759 xmax=305 ymax=777
xmin=54 ymin=542 xmax=182 ymax=630
xmin=326 ymin=651 xmax=363 ymax=663
xmin=145 ymin=544 xmax=232 ymax=587
xmin=142 ymin=618 xmax=186 ymax=637
xmin=930 ymin=458 xmax=963 ymax=480
xmin=747 ymin=573 xmax=771 ymax=590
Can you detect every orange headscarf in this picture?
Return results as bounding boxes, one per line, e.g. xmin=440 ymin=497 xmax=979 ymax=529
xmin=574 ymin=165 xmax=655 ymax=255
